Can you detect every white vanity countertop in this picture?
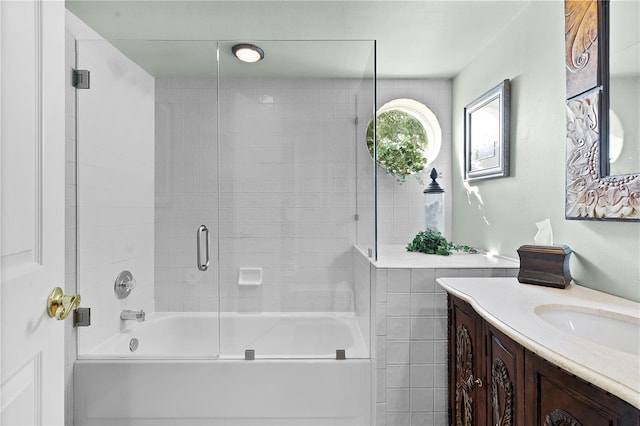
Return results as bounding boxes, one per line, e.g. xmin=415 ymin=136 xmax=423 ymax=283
xmin=437 ymin=277 xmax=640 ymax=409
xmin=365 ymin=245 xmax=520 ymax=269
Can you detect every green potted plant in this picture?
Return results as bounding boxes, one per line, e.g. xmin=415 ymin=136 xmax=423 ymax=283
xmin=406 ymin=229 xmax=475 ymax=256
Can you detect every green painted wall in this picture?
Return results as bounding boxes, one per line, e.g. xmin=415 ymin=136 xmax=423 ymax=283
xmin=452 ymin=1 xmax=640 ymax=302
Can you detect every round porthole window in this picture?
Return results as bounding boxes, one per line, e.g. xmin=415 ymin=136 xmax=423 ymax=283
xmin=366 ymin=99 xmax=442 ymax=181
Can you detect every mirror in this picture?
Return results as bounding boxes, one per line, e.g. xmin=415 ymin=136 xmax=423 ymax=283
xmin=366 ymin=98 xmax=442 ymax=182
xmin=608 ymin=0 xmax=640 ymax=176
xmin=565 ymin=0 xmax=640 ymax=221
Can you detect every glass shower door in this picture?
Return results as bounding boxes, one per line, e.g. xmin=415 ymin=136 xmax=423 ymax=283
xmin=217 ymin=40 xmax=375 ymax=359
xmin=74 ymin=39 xmax=220 ymax=359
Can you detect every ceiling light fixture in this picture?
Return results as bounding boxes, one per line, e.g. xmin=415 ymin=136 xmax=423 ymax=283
xmin=232 ymin=43 xmax=264 ymax=63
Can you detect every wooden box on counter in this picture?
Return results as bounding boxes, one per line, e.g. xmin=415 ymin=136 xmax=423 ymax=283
xmin=517 ymin=245 xmax=572 ymax=289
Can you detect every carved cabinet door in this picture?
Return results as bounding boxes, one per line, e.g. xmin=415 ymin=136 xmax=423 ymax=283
xmin=449 ymin=297 xmax=486 ymax=426
xmin=485 ymin=325 xmax=525 ymax=426
xmin=524 ymin=351 xmax=640 ymax=426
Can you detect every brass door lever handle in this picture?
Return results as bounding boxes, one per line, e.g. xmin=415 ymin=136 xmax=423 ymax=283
xmin=47 ymin=287 xmax=81 ymax=320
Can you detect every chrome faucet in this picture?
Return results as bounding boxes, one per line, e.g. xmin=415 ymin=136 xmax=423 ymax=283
xmin=120 ymin=309 xmax=145 ymax=322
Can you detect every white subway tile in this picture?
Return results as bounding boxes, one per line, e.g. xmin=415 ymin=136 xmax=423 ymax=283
xmin=376 ymin=269 xmax=388 ymax=302
xmin=434 ymin=387 xmax=448 ymax=412
xmin=410 ymin=340 xmax=435 ymax=364
xmin=410 ymin=388 xmax=434 ymax=412
xmin=387 ymin=317 xmax=411 ymax=340
xmin=387 ymin=269 xmax=411 ymax=293
xmin=458 ymin=268 xmax=484 ymax=278
xmin=434 ymin=341 xmax=447 ymax=364
xmin=376 ymin=302 xmax=387 ymax=336
xmin=377 ymin=369 xmax=387 ymax=402
xmin=506 ymin=268 xmax=519 ymax=277
xmin=411 ymin=412 xmax=434 ymax=426
xmin=435 ymin=268 xmax=459 ymax=279
xmin=411 ymin=317 xmax=435 ymax=340
xmin=434 ymin=364 xmax=447 ymax=388
xmin=386 ymin=412 xmax=410 ymax=426
xmin=376 ymin=403 xmax=387 ymax=426
xmin=386 ymin=365 xmax=410 ymax=388
xmin=377 ymin=337 xmax=387 ymax=365
xmin=387 ymin=389 xmax=410 ymax=412
xmin=410 ymin=269 xmax=436 ymax=293
xmin=387 ymin=293 xmax=411 ymax=317
xmin=387 ymin=341 xmax=411 ymax=365
xmin=410 ymin=365 xmax=435 ymax=388
xmin=434 ymin=412 xmax=448 ymax=426
xmin=483 ymin=268 xmax=507 ymax=277
xmin=434 ymin=317 xmax=447 ymax=340
xmin=411 ymin=293 xmax=435 ymax=317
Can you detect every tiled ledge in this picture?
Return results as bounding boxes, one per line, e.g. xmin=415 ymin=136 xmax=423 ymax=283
xmin=358 ymin=244 xmax=520 ymax=270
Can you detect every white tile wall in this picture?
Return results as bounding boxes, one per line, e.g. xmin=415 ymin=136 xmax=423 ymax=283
xmin=74 ymin=38 xmax=155 ymax=355
xmin=356 ymin=77 xmax=377 ymax=253
xmin=218 ymin=77 xmax=361 ymax=312
xmin=154 ymin=77 xmax=369 ymax=313
xmin=154 ymin=77 xmax=219 ymax=313
xmin=374 ymin=264 xmax=519 ymax=426
xmin=65 ymin=14 xmax=155 ymax=421
xmin=354 ymin=246 xmax=372 ymax=357
xmin=376 ymin=80 xmax=453 ymax=245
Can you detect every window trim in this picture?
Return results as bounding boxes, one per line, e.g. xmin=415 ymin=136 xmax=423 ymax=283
xmin=376 ymin=98 xmax=442 ymax=169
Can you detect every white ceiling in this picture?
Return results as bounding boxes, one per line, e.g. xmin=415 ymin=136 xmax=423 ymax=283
xmin=66 ymin=0 xmax=533 ymax=78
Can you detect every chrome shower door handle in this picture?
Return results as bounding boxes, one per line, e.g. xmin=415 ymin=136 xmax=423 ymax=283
xmin=197 ymin=225 xmax=210 ymax=271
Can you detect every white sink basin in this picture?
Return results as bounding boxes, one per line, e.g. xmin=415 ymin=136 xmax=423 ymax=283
xmin=535 ymin=305 xmax=640 ymax=356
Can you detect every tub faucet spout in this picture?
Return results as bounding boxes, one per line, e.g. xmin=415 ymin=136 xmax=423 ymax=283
xmin=121 ymin=309 xmax=145 ymax=322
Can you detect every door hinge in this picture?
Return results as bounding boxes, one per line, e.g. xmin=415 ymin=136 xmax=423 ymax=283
xmin=72 ymin=69 xmax=90 ymax=89
xmin=354 ymin=116 xmax=359 ymax=125
xmin=74 ymin=307 xmax=91 ymax=327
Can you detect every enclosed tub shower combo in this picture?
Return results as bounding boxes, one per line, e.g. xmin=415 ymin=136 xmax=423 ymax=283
xmin=68 ymin=18 xmax=377 ymax=425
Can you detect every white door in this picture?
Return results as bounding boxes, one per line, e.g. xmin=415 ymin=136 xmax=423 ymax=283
xmin=1 ymin=0 xmax=66 ymax=425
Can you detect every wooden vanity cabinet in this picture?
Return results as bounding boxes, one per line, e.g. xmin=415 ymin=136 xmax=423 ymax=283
xmin=525 ymin=351 xmax=640 ymax=426
xmin=448 ymin=296 xmax=525 ymax=426
xmin=448 ymin=294 xmax=639 ymax=426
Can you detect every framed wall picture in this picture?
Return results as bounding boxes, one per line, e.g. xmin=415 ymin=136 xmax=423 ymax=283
xmin=464 ymin=79 xmax=510 ymax=181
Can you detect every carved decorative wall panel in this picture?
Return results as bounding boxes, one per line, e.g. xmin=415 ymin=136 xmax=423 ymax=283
xmin=565 ymin=0 xmax=600 ymax=98
xmin=566 ymin=90 xmax=640 ymax=218
xmin=564 ymin=0 xmax=640 ymax=220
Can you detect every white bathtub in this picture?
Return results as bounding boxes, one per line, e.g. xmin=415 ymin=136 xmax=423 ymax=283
xmin=82 ymin=312 xmax=219 ymax=359
xmin=74 ymin=312 xmax=371 ymax=425
xmin=81 ymin=312 xmax=368 ymax=359
xmin=221 ymin=312 xmax=369 ymax=359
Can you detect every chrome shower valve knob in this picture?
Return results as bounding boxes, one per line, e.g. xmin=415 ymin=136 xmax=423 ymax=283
xmin=114 ymin=270 xmax=136 ymax=299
